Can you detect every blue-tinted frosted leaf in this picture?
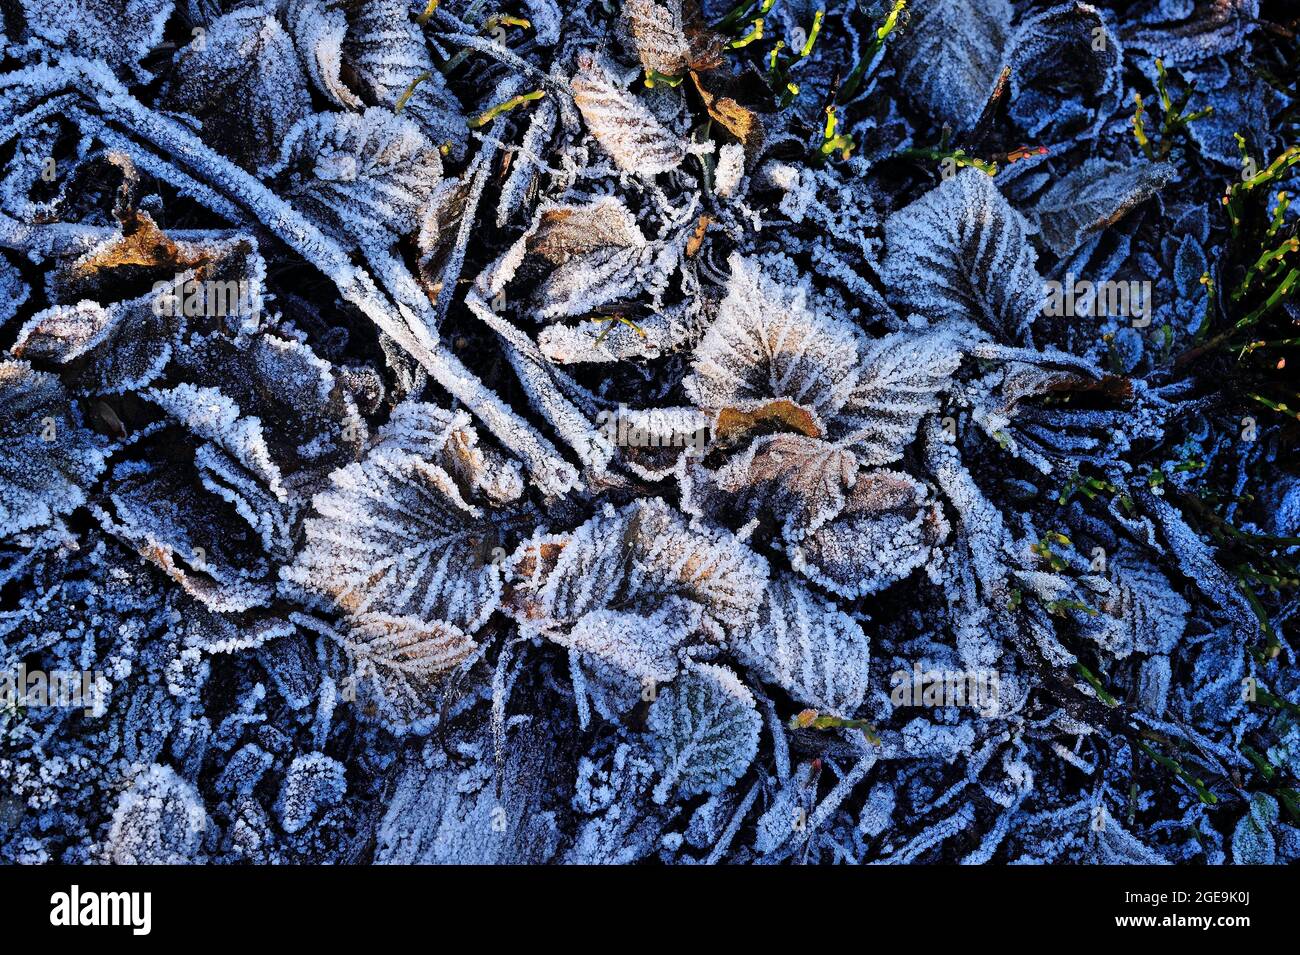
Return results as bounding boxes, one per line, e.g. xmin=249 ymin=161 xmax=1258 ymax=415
xmin=278 ymin=752 xmax=346 ymax=834
xmin=1231 ymin=793 xmax=1277 ymax=865
xmin=892 ymin=0 xmax=1012 ymax=128
xmin=790 ymin=468 xmax=948 ymax=599
xmin=0 ymin=360 xmax=106 ymax=536
xmin=266 ymin=108 xmax=443 ymax=248
xmin=737 ymin=573 xmax=871 ymax=717
xmin=102 ymin=764 xmax=206 ymax=864
xmin=158 ymin=7 xmax=312 ymax=170
xmin=1033 ymin=159 xmax=1174 ymax=258
xmin=17 ymin=0 xmax=173 ymax=71
xmin=649 ymin=662 xmax=760 ymax=803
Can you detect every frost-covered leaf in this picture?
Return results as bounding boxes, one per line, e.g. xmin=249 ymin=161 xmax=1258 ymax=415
xmin=1123 ymin=0 xmax=1259 ymax=65
xmin=158 ymin=7 xmax=312 ymax=170
xmin=882 ymin=170 xmax=1043 ymax=343
xmin=566 ymin=742 xmax=665 ymax=863
xmin=680 ymin=434 xmax=858 ymax=539
xmin=504 ymin=498 xmax=768 ymax=645
xmin=12 ymin=293 xmax=176 ymax=393
xmin=1005 ymin=3 xmax=1123 ymax=138
xmin=287 ymin=0 xmax=362 ymax=109
xmin=538 ymin=302 xmax=706 ymax=364
xmin=1033 ymin=159 xmax=1174 ymax=258
xmin=341 ymin=0 xmax=467 ymax=154
xmin=625 ymin=0 xmax=691 ymax=76
xmin=527 ymin=198 xmax=646 ymax=264
xmin=571 ymin=52 xmax=687 ymax=175
xmin=684 ymin=255 xmax=863 ymax=424
xmin=150 ymin=329 xmax=365 ymax=556
xmin=266 ymin=108 xmax=443 ymax=248
xmin=283 ymin=439 xmax=507 ymax=636
xmin=648 ymin=662 xmax=760 ymax=803
xmin=1231 ymin=793 xmax=1278 ymax=864
xmin=376 ymin=721 xmax=563 ymax=863
xmin=893 ymin=0 xmax=1012 ymax=128
xmin=97 ymin=452 xmax=275 ymax=613
xmin=508 ymin=197 xmax=650 ymax=319
xmin=16 ymin=0 xmax=172 ymax=71
xmin=278 ymin=752 xmax=346 ymax=834
xmin=561 ymin=599 xmax=702 ymax=721
xmin=379 ymin=400 xmax=524 ymax=505
xmin=0 ymin=256 xmax=30 ymax=328
xmin=0 ymin=360 xmax=106 ymax=537
xmin=737 ymin=574 xmax=871 ymax=716
xmin=101 ymin=764 xmax=206 ymax=864
xmin=147 ymin=382 xmax=285 ymax=500
xmin=1079 ymin=552 xmax=1189 ymax=658
xmin=298 ymin=612 xmax=477 ymax=734
xmin=836 ymin=329 xmax=963 ymax=466
xmin=790 ymin=469 xmax=948 ymax=600
xmin=609 ymin=405 xmax=710 ymax=481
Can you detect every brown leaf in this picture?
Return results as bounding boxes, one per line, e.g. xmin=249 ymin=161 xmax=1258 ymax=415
xmin=714 ymin=398 xmax=823 ymax=447
xmin=685 ymin=214 xmax=713 ymax=258
xmin=691 ymin=72 xmax=764 ymax=154
xmin=526 ymin=199 xmax=645 ymax=265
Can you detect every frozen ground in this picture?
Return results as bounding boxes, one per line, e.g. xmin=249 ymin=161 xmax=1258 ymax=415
xmin=0 ymin=0 xmax=1298 ymax=864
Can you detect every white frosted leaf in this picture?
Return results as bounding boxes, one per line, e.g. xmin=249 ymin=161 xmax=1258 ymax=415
xmin=571 ymin=52 xmax=687 ymax=175
xmin=341 ymin=0 xmax=467 ymax=154
xmin=625 ymin=0 xmax=691 ymax=76
xmin=1080 ymin=552 xmax=1189 ymax=658
xmin=649 ymin=662 xmax=760 ymax=803
xmin=97 ymin=455 xmax=275 ymax=613
xmin=0 ymin=255 xmax=30 ymax=327
xmin=283 ymin=444 xmax=507 ymax=635
xmin=538 ymin=302 xmax=705 ymax=364
xmin=524 ymin=0 xmax=562 ymax=44
xmin=102 ymin=764 xmax=206 ymax=864
xmin=1005 ymin=3 xmax=1123 ymax=137
xmin=304 ymin=611 xmax=478 ymax=734
xmin=266 ymin=107 xmax=443 ymax=248
xmin=376 ymin=721 xmax=561 ymax=862
xmin=278 ymin=752 xmax=347 ymax=834
xmin=737 ymin=573 xmax=871 ymax=716
xmin=881 ymin=170 xmax=1043 ymax=343
xmin=1231 ymin=793 xmax=1279 ymax=865
xmin=504 ymin=498 xmax=768 ymax=644
xmin=526 ymin=198 xmax=647 ymax=264
xmin=684 ymin=254 xmax=863 ymax=422
xmin=560 ymin=599 xmax=702 ymax=721
xmin=12 ymin=295 xmax=173 ymax=393
xmin=379 ymin=400 xmax=524 ymax=505
xmin=287 ymin=0 xmax=363 ymax=108
xmin=605 ymin=405 xmax=710 ymax=481
xmin=147 ymin=384 xmax=285 ymax=498
xmin=836 ymin=329 xmax=963 ymax=466
xmin=1122 ymin=0 xmax=1259 ymax=65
